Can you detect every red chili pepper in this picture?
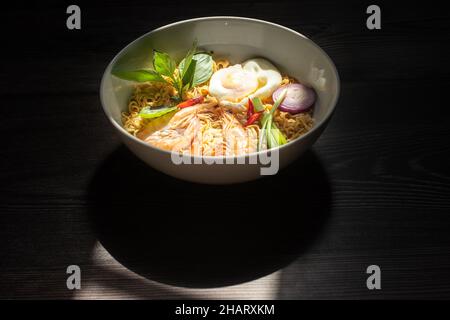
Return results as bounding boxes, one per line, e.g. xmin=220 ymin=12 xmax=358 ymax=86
xmin=247 ymin=98 xmax=254 ymax=118
xmin=245 ymin=112 xmax=261 ymax=126
xmin=177 ymin=96 xmax=204 ymax=108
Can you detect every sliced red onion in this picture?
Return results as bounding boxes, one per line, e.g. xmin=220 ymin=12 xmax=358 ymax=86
xmin=273 ymin=83 xmax=316 ymax=114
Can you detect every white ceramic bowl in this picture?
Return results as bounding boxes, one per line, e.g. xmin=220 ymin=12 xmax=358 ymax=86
xmin=100 ymin=17 xmax=340 ymax=184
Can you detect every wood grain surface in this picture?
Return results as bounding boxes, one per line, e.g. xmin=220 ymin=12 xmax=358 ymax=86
xmin=1 ymin=0 xmax=450 ymax=299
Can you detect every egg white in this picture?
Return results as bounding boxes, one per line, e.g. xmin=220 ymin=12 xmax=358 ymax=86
xmin=243 ymin=58 xmax=282 ymax=100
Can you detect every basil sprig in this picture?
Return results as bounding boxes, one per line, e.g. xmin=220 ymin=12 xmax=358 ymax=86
xmin=180 ymin=52 xmax=213 ymax=88
xmin=152 ymin=50 xmax=176 ymax=77
xmin=112 ymin=40 xmax=213 ymax=101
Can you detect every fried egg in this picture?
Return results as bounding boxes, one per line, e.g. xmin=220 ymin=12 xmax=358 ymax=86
xmin=208 ymin=58 xmax=282 ymax=111
xmin=208 ymin=64 xmax=258 ymax=103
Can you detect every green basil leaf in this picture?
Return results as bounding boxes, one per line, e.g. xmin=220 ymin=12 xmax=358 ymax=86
xmin=190 ymin=53 xmax=213 ymax=87
xmin=179 ymin=39 xmax=198 ymax=78
xmin=181 ymin=59 xmax=197 ymax=89
xmin=139 ymin=106 xmax=178 ymax=119
xmin=182 ymin=83 xmax=191 ymax=98
xmin=112 ymin=69 xmax=166 ymax=83
xmin=152 ymin=50 xmax=176 ymax=77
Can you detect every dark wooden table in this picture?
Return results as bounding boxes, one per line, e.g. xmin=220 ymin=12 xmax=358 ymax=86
xmin=1 ymin=0 xmax=450 ymax=299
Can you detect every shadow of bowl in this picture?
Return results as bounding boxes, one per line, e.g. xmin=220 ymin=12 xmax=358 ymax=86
xmin=87 ymin=147 xmax=332 ymax=288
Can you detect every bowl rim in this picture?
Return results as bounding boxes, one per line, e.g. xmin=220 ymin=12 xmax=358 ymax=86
xmin=100 ymin=16 xmax=340 ymax=160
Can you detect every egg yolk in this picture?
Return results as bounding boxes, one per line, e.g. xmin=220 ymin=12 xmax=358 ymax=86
xmin=222 ymin=72 xmax=247 ymax=89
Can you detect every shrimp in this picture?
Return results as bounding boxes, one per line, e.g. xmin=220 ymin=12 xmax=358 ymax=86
xmin=142 ymin=98 xmax=218 ymax=153
xmin=246 ymin=125 xmax=259 ymax=153
xmin=221 ymin=109 xmax=248 ymax=156
xmin=139 ymin=96 xmax=260 ymax=156
xmin=144 ymin=117 xmax=201 ymax=153
xmin=220 ymin=108 xmax=260 ymax=155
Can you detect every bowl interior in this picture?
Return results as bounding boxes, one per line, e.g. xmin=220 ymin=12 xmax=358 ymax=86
xmin=101 ymin=17 xmax=339 ymax=142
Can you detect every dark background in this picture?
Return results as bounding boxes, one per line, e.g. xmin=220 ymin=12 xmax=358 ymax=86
xmin=1 ymin=0 xmax=450 ymax=299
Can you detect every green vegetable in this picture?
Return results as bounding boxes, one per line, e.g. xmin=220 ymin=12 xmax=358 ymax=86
xmin=270 ymin=88 xmax=288 ymax=116
xmin=189 ymin=53 xmax=213 ymax=87
xmin=258 ymin=89 xmax=288 ymax=151
xmin=152 ymin=50 xmax=176 ymax=77
xmin=178 ymin=39 xmax=197 ymax=79
xmin=181 ymin=59 xmax=197 ymax=88
xmin=269 ymin=123 xmax=287 ymax=146
xmin=111 ymin=40 xmax=213 ymax=101
xmin=111 ymin=69 xmax=166 ymax=83
xmin=266 ymin=118 xmax=278 ymax=149
xmin=139 ymin=106 xmax=178 ymax=119
xmin=251 ymin=97 xmax=265 ymax=112
xmin=179 ymin=53 xmax=213 ymax=88
xmin=258 ymin=113 xmax=270 ymax=151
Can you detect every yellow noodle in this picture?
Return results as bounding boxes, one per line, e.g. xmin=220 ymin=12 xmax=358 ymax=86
xmin=213 ymin=59 xmax=230 ymax=72
xmin=122 ymin=82 xmax=175 ymax=135
xmin=274 ymin=110 xmax=314 ymax=141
